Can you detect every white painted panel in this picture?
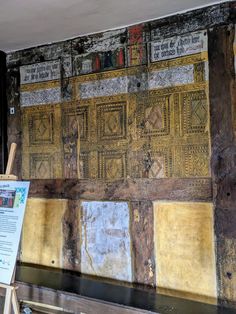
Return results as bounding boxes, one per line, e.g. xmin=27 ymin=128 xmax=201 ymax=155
xmin=149 ymin=65 xmax=194 ymax=89
xmin=81 ymin=201 xmax=132 ymax=282
xmin=79 ymin=76 xmax=128 ymax=99
xmin=20 ymin=87 xmax=61 ymax=107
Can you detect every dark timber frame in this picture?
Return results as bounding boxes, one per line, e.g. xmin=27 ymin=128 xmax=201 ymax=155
xmin=209 ymin=24 xmax=236 ymax=308
xmin=0 ymin=51 xmax=7 ymax=173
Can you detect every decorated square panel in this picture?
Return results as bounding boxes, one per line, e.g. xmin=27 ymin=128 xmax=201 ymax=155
xmin=182 ymin=90 xmax=208 ymax=134
xmin=22 ymin=104 xmax=62 ymax=179
xmin=81 ymin=201 xmax=132 ymax=282
xmin=130 ymin=148 xmax=172 ymax=178
xmin=97 ymin=102 xmax=127 ymax=141
xmin=138 ymin=95 xmax=170 ymax=137
xmin=30 ymin=153 xmax=54 ymax=179
xmin=183 ymin=144 xmax=209 ymax=177
xmin=29 ymin=112 xmax=54 ymax=145
xmin=98 ymin=150 xmax=127 ymax=180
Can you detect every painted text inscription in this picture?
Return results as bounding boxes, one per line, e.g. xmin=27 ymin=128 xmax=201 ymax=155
xmin=151 ymin=31 xmax=207 ymax=62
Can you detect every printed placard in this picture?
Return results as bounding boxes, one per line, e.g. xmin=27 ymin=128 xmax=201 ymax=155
xmin=0 ymin=181 xmax=30 ymax=284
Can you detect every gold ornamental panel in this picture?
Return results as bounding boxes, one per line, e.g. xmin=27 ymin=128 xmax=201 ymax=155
xmin=181 ymin=90 xmax=208 ymax=135
xmin=97 ymin=102 xmax=127 ymax=141
xmin=137 ymin=95 xmax=171 ymax=138
xmin=20 ymin=52 xmax=211 ymax=180
xmin=22 ymin=104 xmax=63 ymax=179
xmin=98 ymin=150 xmax=127 ymax=180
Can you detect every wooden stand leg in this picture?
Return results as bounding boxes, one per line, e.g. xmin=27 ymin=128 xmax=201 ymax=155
xmin=0 ymin=145 xmax=20 ymax=314
xmin=3 ymin=287 xmax=12 ymax=314
xmin=1 ymin=285 xmax=20 ymax=314
xmin=5 ymin=143 xmax=17 ymax=176
xmin=12 ymin=288 xmax=20 ymax=314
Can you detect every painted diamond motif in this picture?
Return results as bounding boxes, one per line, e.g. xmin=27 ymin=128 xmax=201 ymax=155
xmin=37 ymin=121 xmax=47 ymax=136
xmin=191 ymin=100 xmax=207 ymax=125
xmin=105 ymin=111 xmax=121 ymax=135
xmin=36 ymin=161 xmax=48 ymax=177
xmin=149 ymin=158 xmax=165 ymax=178
xmin=145 ymin=106 xmax=163 ymax=130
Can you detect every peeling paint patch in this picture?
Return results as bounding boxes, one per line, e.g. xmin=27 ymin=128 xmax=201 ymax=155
xmin=81 ymin=201 xmax=132 ymax=282
xmin=20 ymin=87 xmax=61 ymax=106
xmin=72 ymin=29 xmax=126 ymax=54
xmin=61 ymin=56 xmax=72 ymax=78
xmin=7 ymin=41 xmax=71 ymax=67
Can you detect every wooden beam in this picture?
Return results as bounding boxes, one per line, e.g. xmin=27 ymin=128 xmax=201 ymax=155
xmin=0 ymin=51 xmax=7 ymax=174
xmin=27 ymin=178 xmax=212 ymax=202
xmin=208 ymin=24 xmax=236 ymax=308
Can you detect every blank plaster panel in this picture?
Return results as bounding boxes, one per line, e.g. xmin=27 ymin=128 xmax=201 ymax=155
xmin=21 ymin=198 xmax=68 ymax=268
xmin=81 ymin=201 xmax=132 ymax=282
xmin=154 ymin=201 xmax=217 ymax=304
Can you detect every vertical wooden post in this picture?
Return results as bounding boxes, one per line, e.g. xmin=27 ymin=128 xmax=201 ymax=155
xmin=208 ymin=24 xmax=236 ymax=308
xmin=0 ymin=51 xmax=7 ymax=174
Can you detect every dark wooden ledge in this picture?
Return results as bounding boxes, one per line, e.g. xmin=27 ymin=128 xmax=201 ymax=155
xmin=0 ymin=264 xmax=233 ymax=314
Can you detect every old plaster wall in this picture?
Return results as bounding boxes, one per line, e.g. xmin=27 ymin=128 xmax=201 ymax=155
xmin=5 ymin=1 xmax=236 ymax=307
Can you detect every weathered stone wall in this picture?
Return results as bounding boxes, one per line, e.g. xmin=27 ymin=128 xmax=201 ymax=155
xmin=6 ymin=1 xmax=236 ymax=307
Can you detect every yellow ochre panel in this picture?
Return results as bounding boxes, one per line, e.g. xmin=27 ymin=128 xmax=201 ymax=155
xmin=21 ymin=198 xmax=68 ymax=268
xmin=154 ymin=202 xmax=217 ymax=304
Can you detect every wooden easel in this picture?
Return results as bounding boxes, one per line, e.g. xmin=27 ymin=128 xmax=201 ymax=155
xmin=0 ymin=143 xmax=20 ymax=314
